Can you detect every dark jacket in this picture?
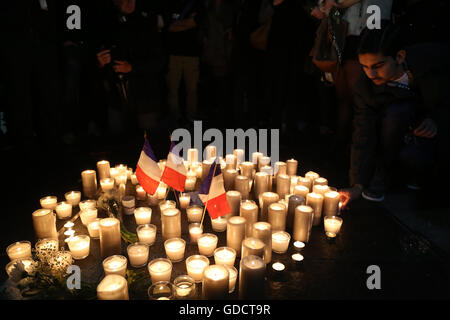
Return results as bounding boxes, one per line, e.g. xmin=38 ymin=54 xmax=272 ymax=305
xmin=349 ymin=43 xmax=450 ymax=186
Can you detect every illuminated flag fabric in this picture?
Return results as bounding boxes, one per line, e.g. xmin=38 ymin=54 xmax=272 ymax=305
xmin=136 ymin=138 xmax=161 ymax=195
xmin=161 ymin=141 xmax=187 ymax=192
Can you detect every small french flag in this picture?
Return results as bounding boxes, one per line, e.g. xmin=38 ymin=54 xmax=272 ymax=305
xmin=161 ymin=141 xmax=187 ymax=192
xmin=199 ymin=161 xmax=231 ymax=219
xmin=136 ymin=138 xmax=162 ymax=195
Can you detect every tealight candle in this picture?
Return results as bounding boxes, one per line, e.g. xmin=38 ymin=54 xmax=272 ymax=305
xmin=134 ymin=207 xmax=152 ymax=225
xmin=161 ymin=208 xmax=181 ymax=240
xmin=235 ymin=175 xmax=250 ymax=200
xmin=198 ymin=233 xmax=218 ymax=257
xmin=239 ymin=200 xmax=258 ymax=237
xmin=81 ymin=169 xmax=97 ymax=198
xmin=268 ymin=202 xmax=287 ymax=232
xmin=291 ymin=253 xmax=304 ymax=266
xmin=97 ymin=275 xmax=129 ymax=300
xmin=87 ymin=218 xmax=101 ymax=239
xmin=68 ymin=235 xmax=90 ymax=260
xmin=127 ymin=242 xmax=149 ymax=267
xmin=64 ymin=191 xmax=81 ymax=206
xmin=79 ymin=199 xmax=96 ymax=211
xmin=173 ymin=275 xmax=196 ymax=299
xmin=259 ymin=192 xmax=279 ymax=222
xmin=227 ymin=216 xmax=247 ymax=256
xmin=148 ymin=258 xmax=173 ymax=283
xmin=40 ymin=196 xmax=57 ymax=209
xmin=186 ymin=205 xmax=203 ymax=223
xmin=293 ymin=205 xmax=314 ymax=242
xmin=102 ymin=255 xmax=127 ymax=277
xmin=6 ymin=241 xmax=32 ymax=260
xmin=79 ymin=208 xmax=98 ymax=226
xmin=214 ymin=247 xmax=236 ymax=266
xmin=293 ymin=241 xmax=305 ymax=251
xmin=164 ymin=238 xmax=186 ymax=262
xmin=159 ymin=200 xmax=176 ymax=213
xmin=179 ymin=193 xmax=191 ymax=209
xmin=225 ymin=265 xmax=238 ymax=293
xmin=272 ymin=262 xmax=285 ymax=272
xmin=211 ymin=216 xmax=227 ymax=232
xmin=186 ymin=255 xmax=210 ymax=282
xmin=252 ymin=222 xmax=272 ymax=264
xmin=323 ymin=191 xmax=341 ymax=217
xmin=271 ymin=231 xmax=291 ymax=254
xmin=306 ymin=192 xmax=324 ymax=226
xmin=202 ymin=264 xmax=229 ymax=300
xmin=324 ymin=216 xmax=343 ymax=238
xmin=226 ymin=190 xmax=241 ymax=216
xmin=239 ymin=255 xmax=265 ymax=300
xmin=136 ymin=224 xmax=157 ymax=246
xmin=189 ymin=223 xmax=203 ymax=243
xmin=135 ymin=185 xmax=147 ymax=200
xmin=55 ymin=201 xmax=72 ymax=219
xmin=99 ymin=218 xmax=122 ymax=258
xmin=32 ymin=209 xmax=57 ymax=239
xmin=97 ymin=160 xmax=111 ymax=181
xmin=241 ymin=237 xmax=265 ymax=260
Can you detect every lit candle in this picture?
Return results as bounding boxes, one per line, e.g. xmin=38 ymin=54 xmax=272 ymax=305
xmin=259 ymin=192 xmax=279 ymax=222
xmin=305 ymin=171 xmax=320 ymax=186
xmin=55 ymin=201 xmax=72 ymax=219
xmin=35 ymin=238 xmax=58 ymax=261
xmin=148 ymin=258 xmax=173 ymax=283
xmin=323 ymin=191 xmax=340 ymax=217
xmin=109 ymin=168 xmax=118 ymax=179
xmin=87 ymin=218 xmax=101 ymax=239
xmin=225 ymin=154 xmax=237 ymax=170
xmin=226 ymin=190 xmax=241 ymax=217
xmin=115 ymin=164 xmax=127 ymax=176
xmin=324 ymin=216 xmax=343 ymax=238
xmin=188 ymin=148 xmax=199 ymax=165
xmin=234 ymin=175 xmax=250 ymax=200
xmin=254 ymin=172 xmax=269 ymax=200
xmin=135 ymin=185 xmax=147 ymax=200
xmin=271 ymin=231 xmax=291 ymax=254
xmin=197 ymin=233 xmax=218 ymax=257
xmin=205 ymin=145 xmax=216 ymax=162
xmin=40 ymin=196 xmax=57 ymax=209
xmin=306 ymin=192 xmax=324 ymax=226
xmin=223 ymin=168 xmax=238 ymax=191
xmin=185 ymin=174 xmax=197 ymax=191
xmin=276 ymin=174 xmax=290 ymax=200
xmin=136 ymin=224 xmax=157 ymax=246
xmin=260 ymin=166 xmax=273 ymax=190
xmin=268 ymin=202 xmax=287 ymax=232
xmin=186 ymin=255 xmax=210 ymax=282
xmin=286 ymin=159 xmax=298 ymax=176
xmin=115 ymin=174 xmax=127 ymax=186
xmin=195 ymin=164 xmax=203 ymax=179
xmin=225 ymin=265 xmax=238 ymax=293
xmin=131 ymin=173 xmax=138 ymax=185
xmin=291 ymin=253 xmax=304 ymax=266
xmin=67 ymin=235 xmax=90 ymax=260
xmin=226 ymin=216 xmax=246 ymax=256
xmin=313 ymin=184 xmax=330 ymax=196
xmin=252 ymin=222 xmax=272 ymax=264
xmin=134 ymin=207 xmax=152 ymax=225
xmin=79 ymin=208 xmax=98 ymax=226
xmin=103 ymin=255 xmax=127 ymax=277
xmin=258 ymin=156 xmax=271 ymax=171
xmin=64 ymin=191 xmax=81 ymax=206
xmin=99 ymin=218 xmax=122 ymax=259
xmin=81 ymin=169 xmax=97 ymax=198
xmin=293 ymin=205 xmax=314 ymax=242
xmin=214 ymin=247 xmax=236 ymax=266
xmin=179 ymin=193 xmax=191 ymax=209
xmin=127 ymin=242 xmax=149 ymax=267
xmin=189 ymin=223 xmax=203 ymax=243
xmin=186 ymin=205 xmax=203 ymax=223
xmin=148 ymin=281 xmax=174 ymax=300
xmin=293 ymin=241 xmax=305 ymax=251
xmin=211 ymin=216 xmax=228 ymax=232
xmin=97 ymin=160 xmax=111 ymax=181
xmin=240 ymin=162 xmax=254 ymax=180
xmin=202 ymin=265 xmax=229 ymax=300
xmin=6 ymin=241 xmax=32 ymax=260
xmin=297 ymin=176 xmax=312 ymax=190
xmin=294 ymin=185 xmax=309 ymax=198
xmin=161 ymin=208 xmax=182 ymax=240
xmin=79 ymin=199 xmax=96 ymax=211
xmin=97 ymin=275 xmax=129 ymax=300
xmin=290 ymin=176 xmax=299 ymax=194
xmin=274 ymin=161 xmax=287 ymax=176
xmin=147 ymin=192 xmax=160 ymax=206
xmin=156 ymin=184 xmax=168 ymax=200
xmin=159 ymin=200 xmax=176 ymax=213
xmin=32 ymin=209 xmax=57 ymax=240
xmin=234 ymin=149 xmax=244 ymax=166
xmin=240 ymin=200 xmax=258 ymax=237
xmin=286 ymin=195 xmax=305 ymax=232
xmin=173 ymin=275 xmax=196 ymax=299
xmin=239 ymin=255 xmax=265 ymax=300
xmin=252 ymin=152 xmax=263 ymax=166
xmin=241 ymin=237 xmax=265 ymax=260
xmin=164 ymin=238 xmax=186 ymax=262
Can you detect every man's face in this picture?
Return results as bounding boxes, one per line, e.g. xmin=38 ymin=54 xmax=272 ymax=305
xmin=114 ymin=0 xmax=136 ymax=14
xmin=358 ymin=52 xmax=403 ymax=85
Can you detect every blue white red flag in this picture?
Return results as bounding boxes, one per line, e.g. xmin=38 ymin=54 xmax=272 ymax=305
xmin=161 ymin=141 xmax=187 ymax=192
xmin=136 ymin=138 xmax=162 ymax=195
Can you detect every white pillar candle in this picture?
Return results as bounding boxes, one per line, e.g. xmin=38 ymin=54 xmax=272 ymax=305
xmin=294 ymin=185 xmax=309 ymax=198
xmin=313 ymin=184 xmax=330 ymax=196
xmin=240 ymin=162 xmax=254 ymax=180
xmin=276 ymin=174 xmax=291 ymax=200
xmin=268 ymin=202 xmax=287 ymax=232
xmin=226 ymin=216 xmax=247 ymax=256
xmin=234 ymin=149 xmax=245 ymax=166
xmin=324 ymin=216 xmax=343 ymax=238
xmin=186 ymin=205 xmax=203 ymax=223
xmin=211 ymin=216 xmax=228 ymax=232
xmin=214 ymin=247 xmax=236 ymax=266
xmin=81 ymin=169 xmax=97 ymax=198
xmin=198 ymin=233 xmax=218 ymax=257
xmin=287 ymin=195 xmax=305 ymax=232
xmin=252 ymin=222 xmax=272 ymax=264
xmin=135 ymin=185 xmax=147 ymax=200
xmin=223 ymin=168 xmax=238 ymax=191
xmin=205 ymin=145 xmax=216 ymax=162
xmin=239 ymin=255 xmax=266 ymax=300
xmin=179 ymin=193 xmax=191 ymax=209
xmin=306 ymin=192 xmax=324 ymax=226
xmin=127 ymin=242 xmax=149 ymax=267
xmin=286 ymin=159 xmax=298 ymax=176
xmin=80 ymin=208 xmax=98 ymax=226
xmin=195 ymin=163 xmax=203 ymax=179
xmin=148 ymin=258 xmax=173 ymax=283
xmin=272 ymin=231 xmax=291 ymax=254
xmin=186 ymin=255 xmax=210 ymax=282
xmin=251 ymin=152 xmax=263 ymax=166
xmin=188 ymin=148 xmax=199 ymax=165
xmin=32 ymin=209 xmax=58 ymax=240
xmin=260 ymin=166 xmax=273 ymax=190
xmin=254 ymin=172 xmax=269 ymax=200
xmin=6 ymin=241 xmax=32 ymax=260
xmin=305 ymin=171 xmax=320 ymax=186
xmin=87 ymin=218 xmax=101 ymax=239
xmin=225 ymin=265 xmax=238 ymax=293
xmin=79 ymin=199 xmax=96 ymax=211
xmin=35 ymin=239 xmax=59 ymax=261
xmin=189 ymin=223 xmax=203 ymax=243
xmin=290 ymin=176 xmax=299 ymax=194
xmin=55 ymin=201 xmax=72 ymax=219
xmin=164 ymin=238 xmax=186 ymax=262
xmin=161 ymin=208 xmax=181 ymax=240
xmin=259 ymin=192 xmax=279 ymax=222
xmin=225 ymin=154 xmax=237 ymax=170
xmin=323 ymin=191 xmax=341 ymax=216
xmin=241 ymin=237 xmax=265 ymax=260
xmin=136 ymin=224 xmax=157 ymax=246
xmin=68 ymin=235 xmax=90 ymax=260
xmin=273 ymin=161 xmax=287 ymax=176
xmin=234 ymin=175 xmax=250 ymax=200
xmin=202 ymin=264 xmax=229 ymax=300
xmin=40 ymin=196 xmax=57 ymax=209
xmin=64 ymin=191 xmax=81 ymax=206
xmin=99 ymin=218 xmax=122 ymax=259
xmin=293 ymin=205 xmax=314 ymax=242
xmin=97 ymin=160 xmax=111 ymax=181
xmin=226 ymin=190 xmax=241 ymax=217
xmin=239 ymin=200 xmax=258 ymax=237
xmin=134 ymin=207 xmax=152 ymax=225
xmin=103 ymin=255 xmax=127 ymax=277
xmin=97 ymin=275 xmax=129 ymax=300
xmin=297 ymin=176 xmax=313 ymax=190
xmin=258 ymin=156 xmax=271 ymax=171
xmin=314 ymin=177 xmax=328 ymax=186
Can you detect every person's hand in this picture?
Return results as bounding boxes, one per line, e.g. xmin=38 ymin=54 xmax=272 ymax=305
xmin=113 ymin=60 xmax=132 ymax=73
xmin=339 ymin=185 xmax=363 ymax=210
xmin=97 ymin=50 xmax=111 ymax=68
xmin=311 ymin=7 xmax=326 ymax=19
xmin=413 ymin=118 xmax=438 ymax=138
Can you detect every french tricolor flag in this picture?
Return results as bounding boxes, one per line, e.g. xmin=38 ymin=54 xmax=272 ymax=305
xmin=198 ymin=161 xmax=231 ymax=219
xmin=161 ymin=141 xmax=187 ymax=192
xmin=136 ymin=138 xmax=162 ymax=195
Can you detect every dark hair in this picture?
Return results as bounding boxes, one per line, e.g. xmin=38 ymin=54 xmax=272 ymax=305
xmin=358 ymin=21 xmax=405 ymax=58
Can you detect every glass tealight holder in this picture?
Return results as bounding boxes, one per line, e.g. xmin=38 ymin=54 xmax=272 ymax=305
xmin=173 ymin=275 xmax=196 ymax=299
xmin=324 ymin=216 xmax=343 ymax=240
xmin=136 ymin=224 xmax=157 ymax=246
xmin=148 ymin=281 xmax=174 ymax=300
xmin=35 ymin=238 xmax=59 ymax=262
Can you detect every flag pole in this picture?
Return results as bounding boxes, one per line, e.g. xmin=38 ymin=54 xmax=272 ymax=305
xmin=200 ymin=161 xmax=218 ymax=229
xmin=173 ymin=188 xmax=180 ymax=207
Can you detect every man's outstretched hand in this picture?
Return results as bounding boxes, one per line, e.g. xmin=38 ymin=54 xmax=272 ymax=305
xmin=339 ymin=184 xmax=363 ymax=210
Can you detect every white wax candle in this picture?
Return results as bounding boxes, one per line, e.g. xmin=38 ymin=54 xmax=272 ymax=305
xmin=114 ymin=174 xmax=127 ymax=186
xmin=55 ymin=201 xmax=72 ymax=219
xmin=40 ymin=196 xmax=57 ymax=209
xmin=156 ymin=185 xmax=168 ymax=200
xmin=323 ymin=191 xmax=340 ymax=216
xmin=294 ymin=241 xmax=305 ymax=250
xmin=164 ymin=238 xmax=186 ymax=262
xmin=186 ymin=205 xmax=203 ymax=223
xmin=226 ymin=216 xmax=247 ymax=256
xmin=148 ymin=259 xmax=173 ymax=283
xmin=179 ymin=194 xmax=191 ymax=209
xmin=186 ymin=255 xmax=210 ymax=282
xmin=185 ymin=175 xmax=197 ymax=191
xmin=258 ymin=156 xmax=271 ymax=170
xmin=211 ymin=216 xmax=228 ymax=232
xmin=97 ymin=275 xmax=129 ymax=300
xmin=252 ymin=222 xmax=272 ymax=264
xmin=205 ymin=145 xmax=216 ymax=161
xmin=6 ymin=241 xmax=32 ymax=260
xmin=226 ymin=191 xmax=241 ymax=216
xmin=214 ymin=247 xmax=236 ymax=266
xmin=234 ymin=149 xmax=244 ymax=166
xmin=79 ymin=199 xmax=96 ymax=211
xmin=115 ymin=164 xmax=128 ymax=175
xmin=297 ymin=176 xmax=313 ymax=190
xmin=188 ymin=148 xmax=199 ymax=164
xmin=68 ymin=235 xmax=90 ymax=260
xmin=87 ymin=218 xmax=101 ymax=239
xmin=32 ymin=209 xmax=57 ymax=240
xmin=81 ymin=169 xmax=97 ymax=198
xmin=306 ymin=192 xmax=324 ymax=226
xmin=134 ymin=207 xmax=152 ymax=225
xmin=159 ymin=200 xmax=176 ymax=212
xmin=97 ymin=160 xmax=111 ymax=181
xmin=198 ymin=233 xmax=218 ymax=257
xmin=260 ymin=192 xmax=279 ymax=222
xmin=103 ymin=255 xmax=127 ymax=277
xmin=294 ymin=185 xmax=309 ymax=198
xmin=64 ymin=191 xmax=81 ymax=206
xmin=135 ymin=185 xmax=147 ymax=200
xmin=240 ymin=162 xmax=254 ymax=179
xmin=293 ymin=205 xmax=314 ymax=243
xmin=99 ymin=218 xmax=122 ymax=259
xmin=239 ymin=255 xmax=265 ymax=299
xmin=313 ymin=184 xmax=330 ymax=196
xmin=225 ymin=154 xmax=236 ymax=170
xmin=235 ymin=175 xmax=250 ymax=199
xmin=225 ymin=265 xmax=238 ymax=293
xmin=254 ymin=172 xmax=269 ymax=200
xmin=240 ymin=200 xmax=258 ymax=237
xmin=271 ymin=231 xmax=291 ymax=254
xmin=202 ymin=265 xmax=229 ymax=300
xmin=324 ymin=216 xmax=343 ymax=237
xmin=252 ymin=152 xmax=263 ymax=165
xmin=161 ymin=208 xmax=181 ymax=240
xmin=80 ymin=208 xmax=98 ymax=226
xmin=305 ymin=171 xmax=320 ymax=185
xmin=109 ymin=168 xmax=118 ymax=179
xmin=286 ymin=159 xmax=298 ymax=176
xmin=189 ymin=223 xmax=203 ymax=243
xmin=241 ymin=237 xmax=265 ymax=259
xmin=268 ymin=202 xmax=287 ymax=232
xmin=127 ymin=243 xmax=149 ymax=267
xmin=136 ymin=224 xmax=157 ymax=246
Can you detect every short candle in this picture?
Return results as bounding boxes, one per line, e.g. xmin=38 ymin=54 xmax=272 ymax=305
xmin=164 ymin=238 xmax=186 ymax=262
xmin=198 ymin=233 xmax=218 ymax=257
xmin=127 ymin=242 xmax=149 ymax=267
xmin=214 ymin=247 xmax=236 ymax=266
xmin=135 ymin=185 xmax=147 ymax=200
xmin=40 ymin=196 xmax=57 ymax=209
xmin=185 ymin=255 xmax=210 ymax=282
xmin=97 ymin=275 xmax=129 ymax=300
xmin=324 ymin=216 xmax=343 ymax=238
xmin=79 ymin=208 xmax=98 ymax=226
xmin=186 ymin=205 xmax=203 ymax=223
xmin=271 ymin=231 xmax=291 ymax=254
xmin=189 ymin=223 xmax=203 ymax=243
xmin=87 ymin=218 xmax=101 ymax=239
xmin=134 ymin=207 xmax=152 ymax=225
xmin=64 ymin=191 xmax=81 ymax=206
xmin=67 ymin=235 xmax=90 ymax=260
xmin=103 ymin=255 xmax=127 ymax=277
xmin=79 ymin=199 xmax=96 ymax=211
xmin=136 ymin=224 xmax=157 ymax=246
xmin=6 ymin=241 xmax=32 ymax=261
xmin=55 ymin=201 xmax=72 ymax=219
xmin=148 ymin=258 xmax=173 ymax=283
xmin=100 ymin=178 xmax=115 ymax=192
xmin=211 ymin=216 xmax=228 ymax=232
xmin=179 ymin=193 xmax=191 ymax=209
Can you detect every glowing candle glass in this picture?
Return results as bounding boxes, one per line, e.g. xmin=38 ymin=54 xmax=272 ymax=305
xmin=100 ymin=178 xmax=115 ymax=192
xmin=40 ymin=196 xmax=57 ymax=209
xmin=214 ymin=247 xmax=236 ymax=266
xmin=198 ymin=233 xmax=218 ymax=257
xmin=67 ymin=235 xmax=90 ymax=260
xmin=87 ymin=218 xmax=101 ymax=239
xmin=79 ymin=199 xmax=96 ymax=211
xmin=6 ymin=241 xmax=32 ymax=260
xmin=148 ymin=281 xmax=174 ymax=300
xmin=164 ymin=238 xmax=186 ymax=262
xmin=136 ymin=224 xmax=157 ymax=246
xmin=324 ymin=216 xmax=343 ymax=238
xmin=127 ymin=242 xmax=149 ymax=267
xmin=173 ymin=275 xmax=196 ymax=299
xmin=189 ymin=223 xmax=203 ymax=243
xmin=271 ymin=231 xmax=291 ymax=254
xmin=79 ymin=208 xmax=98 ymax=226
xmin=202 ymin=265 xmax=229 ymax=300
xmin=97 ymin=275 xmax=129 ymax=300
xmin=55 ymin=201 xmax=72 ymax=219
xmin=64 ymin=191 xmax=81 ymax=206
xmin=186 ymin=255 xmax=210 ymax=282
xmin=134 ymin=207 xmax=152 ymax=225
xmin=135 ymin=185 xmax=147 ymax=200
xmin=148 ymin=258 xmax=173 ymax=283
xmin=103 ymin=255 xmax=128 ymax=277
xmin=186 ymin=205 xmax=203 ymax=223
xmin=211 ymin=216 xmax=228 ymax=232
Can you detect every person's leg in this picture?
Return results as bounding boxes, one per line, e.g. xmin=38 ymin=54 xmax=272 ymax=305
xmin=183 ymin=56 xmax=200 ymax=118
xmin=167 ymin=55 xmax=183 ymax=120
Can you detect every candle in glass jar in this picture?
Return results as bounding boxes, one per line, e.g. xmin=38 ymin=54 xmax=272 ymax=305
xmin=97 ymin=275 xmax=129 ymax=300
xmin=148 ymin=258 xmax=173 ymax=283
xmin=32 ymin=209 xmax=58 ymax=239
xmin=214 ymin=247 xmax=236 ymax=266
xmin=127 ymin=242 xmax=149 ymax=267
xmin=306 ymin=192 xmax=324 ymax=226
xmin=134 ymin=207 xmax=152 ymax=225
xmin=173 ymin=275 xmax=196 ymax=299
xmin=81 ymin=170 xmax=97 ymax=198
xmin=226 ymin=191 xmax=241 ymax=217
xmin=161 ymin=208 xmax=181 ymax=240
xmin=68 ymin=235 xmax=90 ymax=260
xmin=136 ymin=224 xmax=157 ymax=246
xmin=226 ymin=216 xmax=246 ymax=256
xmin=99 ymin=218 xmax=122 ymax=259
xmin=252 ymin=222 xmax=272 ymax=264
xmin=189 ymin=223 xmax=203 ymax=243
xmin=186 ymin=205 xmax=203 ymax=223
xmin=79 ymin=199 xmax=96 ymax=211
xmin=97 ymin=160 xmax=111 ymax=181
xmin=6 ymin=241 xmax=32 ymax=260
xmin=241 ymin=237 xmax=265 ymax=260
xmin=135 ymin=185 xmax=147 ymax=200
xmin=103 ymin=255 xmax=127 ymax=277
xmin=268 ymin=202 xmax=287 ymax=232
xmin=6 ymin=258 xmax=36 ymax=277
xmin=159 ymin=200 xmax=176 ymax=213
xmin=239 ymin=255 xmax=265 ymax=300
xmin=293 ymin=205 xmax=314 ymax=242
xmin=324 ymin=216 xmax=343 ymax=238
xmin=235 ymin=175 xmax=250 ymax=200
xmin=156 ymin=184 xmax=168 ymax=200
xmin=40 ymin=196 xmax=57 ymax=209
xmin=259 ymin=192 xmax=279 ymax=222
xmin=186 ymin=255 xmax=210 ymax=282
xmin=240 ymin=200 xmax=258 ymax=237
xmin=110 ymin=168 xmax=118 ymax=179
xmin=55 ymin=201 xmax=72 ymax=219
xmin=323 ymin=191 xmax=340 ymax=216
xmin=64 ymin=191 xmax=81 ymax=206
xmin=198 ymin=233 xmax=218 ymax=257
xmin=87 ymin=218 xmax=101 ymax=239
xmin=272 ymin=231 xmax=291 ymax=254
xmin=210 ymin=216 xmax=227 ymax=232
xmin=80 ymin=208 xmax=98 ymax=226
xmin=179 ymin=193 xmax=191 ymax=209
xmin=202 ymin=265 xmax=229 ymax=300
xmin=164 ymin=238 xmax=186 ymax=262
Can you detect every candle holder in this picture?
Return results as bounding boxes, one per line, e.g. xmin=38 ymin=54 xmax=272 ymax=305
xmin=324 ymin=216 xmax=343 ymax=241
xmin=35 ymin=238 xmax=59 ymax=262
xmin=148 ymin=281 xmax=174 ymax=300
xmin=48 ymin=250 xmax=73 ymax=277
xmin=186 ymin=205 xmax=203 ymax=223
xmin=148 ymin=258 xmax=173 ymax=283
xmin=67 ymin=235 xmax=90 ymax=260
xmin=186 ymin=255 xmax=210 ymax=283
xmin=97 ymin=274 xmax=129 ymax=300
xmin=173 ymin=275 xmax=197 ymax=299
xmin=102 ymin=255 xmax=128 ymax=277
xmin=64 ymin=191 xmax=81 ymax=206
xmin=134 ymin=207 xmax=152 ymax=225
xmin=270 ymin=261 xmax=287 ymax=282
xmin=189 ymin=223 xmax=203 ymax=243
xmin=127 ymin=242 xmax=150 ymax=268
xmin=164 ymin=238 xmax=186 ymax=262
xmin=136 ymin=224 xmax=157 ymax=246
xmin=291 ymin=253 xmax=304 ymax=270
xmin=214 ymin=247 xmax=237 ymax=266
xmin=198 ymin=233 xmax=218 ymax=257
xmin=79 ymin=199 xmax=96 ymax=211
xmin=6 ymin=241 xmax=32 ymax=261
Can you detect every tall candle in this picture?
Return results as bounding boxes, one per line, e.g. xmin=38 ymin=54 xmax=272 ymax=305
xmin=211 ymin=216 xmax=228 ymax=232
xmin=137 ymin=224 xmax=157 ymax=246
xmin=186 ymin=205 xmax=203 ymax=223
xmin=234 ymin=149 xmax=245 ymax=166
xmin=127 ymin=242 xmax=149 ymax=267
xmin=226 ymin=191 xmax=241 ymax=217
xmin=81 ymin=169 xmax=97 ymax=198
xmin=187 ymin=148 xmax=199 ymax=165
xmin=189 ymin=223 xmax=203 ymax=243
xmin=241 ymin=237 xmax=265 ymax=260
xmin=32 ymin=209 xmax=57 ymax=239
xmin=273 ymin=161 xmax=287 ymax=176
xmin=134 ymin=207 xmax=152 ymax=225
xmin=131 ymin=173 xmax=138 ymax=185
xmin=202 ymin=160 xmax=213 ymax=181
xmin=202 ymin=265 xmax=229 ymax=300
xmin=251 ymin=152 xmax=263 ymax=166
xmin=313 ymin=184 xmax=330 ymax=196
xmin=286 ymin=159 xmax=298 ymax=176
xmin=324 ymin=216 xmax=343 ymax=238
xmin=259 ymin=192 xmax=279 ymax=222
xmin=99 ymin=218 xmax=122 ymax=259
xmin=87 ymin=218 xmax=101 ymax=239
xmin=276 ymin=174 xmax=290 ymax=199
xmin=240 ymin=162 xmax=254 ymax=180
xmin=305 ymin=171 xmax=320 ymax=186
xmin=294 ymin=185 xmax=309 ymax=198
xmin=179 ymin=193 xmax=191 ymax=209
xmin=40 ymin=196 xmax=57 ymax=209
xmin=260 ymin=166 xmax=273 ymax=190
xmin=186 ymin=255 xmax=210 ymax=282
xmin=290 ymin=176 xmax=299 ymax=194
xmin=293 ymin=205 xmax=314 ymax=242
xmin=148 ymin=258 xmax=173 ymax=283
xmin=97 ymin=160 xmax=111 ymax=181
xmin=205 ymin=145 xmax=216 ymax=161
xmin=323 ymin=191 xmax=340 ymax=216
xmin=268 ymin=202 xmax=287 ymax=232
xmin=254 ymin=172 xmax=269 ymax=200
xmin=235 ymin=175 xmax=250 ymax=200
xmin=252 ymin=222 xmax=272 ymax=264
xmin=198 ymin=233 xmax=218 ymax=257
xmin=223 ymin=169 xmax=238 ymax=191
xmin=306 ymin=192 xmax=324 ymax=226
xmin=6 ymin=241 xmax=32 ymax=260
xmin=164 ymin=238 xmax=186 ymax=262
xmin=214 ymin=247 xmax=236 ymax=266
xmin=103 ymin=255 xmax=127 ymax=277
xmin=258 ymin=156 xmax=271 ymax=171
xmin=227 ymin=216 xmax=247 ymax=256
xmin=287 ymin=195 xmax=305 ymax=232
xmin=240 ymin=200 xmax=258 ymax=237
xmin=64 ymin=191 xmax=81 ymax=206
xmin=55 ymin=201 xmax=72 ymax=219
xmin=297 ymin=177 xmax=312 ymax=190
xmin=161 ymin=208 xmax=181 ymax=240
xmin=68 ymin=235 xmax=90 ymax=260
xmin=97 ymin=275 xmax=129 ymax=300
xmin=272 ymin=231 xmax=290 ymax=253
xmin=225 ymin=154 xmax=237 ymax=170
xmin=239 ymin=255 xmax=265 ymax=300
